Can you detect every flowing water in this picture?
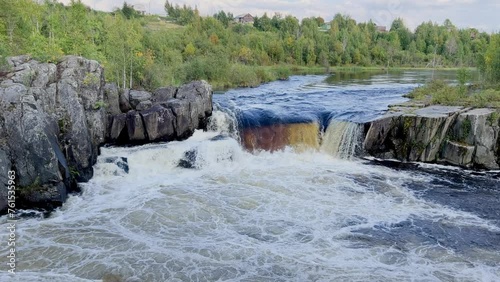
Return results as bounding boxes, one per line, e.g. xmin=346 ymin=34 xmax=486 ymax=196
xmin=1 ymin=71 xmax=499 ymax=282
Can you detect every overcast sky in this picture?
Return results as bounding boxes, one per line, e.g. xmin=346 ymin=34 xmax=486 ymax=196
xmin=60 ymin=0 xmax=499 ymax=32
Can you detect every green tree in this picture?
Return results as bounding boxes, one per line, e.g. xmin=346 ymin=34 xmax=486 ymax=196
xmin=480 ymin=34 xmax=500 ymax=83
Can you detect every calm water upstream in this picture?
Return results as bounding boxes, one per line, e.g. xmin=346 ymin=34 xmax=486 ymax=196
xmin=1 ymin=71 xmax=499 ymax=282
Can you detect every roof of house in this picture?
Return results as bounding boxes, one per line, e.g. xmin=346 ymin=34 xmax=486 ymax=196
xmin=235 ymin=14 xmax=253 ymax=18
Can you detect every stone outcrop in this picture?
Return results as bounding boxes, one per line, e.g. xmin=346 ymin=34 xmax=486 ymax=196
xmin=0 ymin=56 xmax=213 ymax=213
xmin=106 ymin=80 xmax=213 ymax=144
xmin=0 ymin=55 xmax=107 ymax=212
xmin=364 ymin=105 xmax=500 ymax=169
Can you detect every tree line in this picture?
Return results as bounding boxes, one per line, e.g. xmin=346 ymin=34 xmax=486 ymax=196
xmin=0 ymin=0 xmax=499 ymax=90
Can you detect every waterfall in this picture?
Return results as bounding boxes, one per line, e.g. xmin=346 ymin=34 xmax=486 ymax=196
xmin=321 ymin=120 xmax=363 ymax=159
xmin=207 ymin=108 xmax=240 ymax=141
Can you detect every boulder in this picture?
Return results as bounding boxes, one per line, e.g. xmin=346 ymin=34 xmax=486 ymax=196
xmin=0 ymin=55 xmax=106 ymax=212
xmin=153 ymin=86 xmax=177 ymax=102
xmin=103 ymin=157 xmax=129 ymax=174
xmin=108 ymin=113 xmax=127 ymax=142
xmin=452 ymin=109 xmax=499 ymax=169
xmin=103 ymin=83 xmax=121 ymax=115
xmin=126 ymin=111 xmax=146 ymax=141
xmin=166 ymin=99 xmax=193 ymax=139
xmin=140 ymin=105 xmax=176 ymax=141
xmin=129 ymin=90 xmax=151 ymax=109
xmin=136 ymin=100 xmax=153 ymax=111
xmin=106 ymin=80 xmax=213 ymax=144
xmin=119 ymin=89 xmax=132 ymax=113
xmin=441 ymin=140 xmax=475 ymax=167
xmin=178 ymin=149 xmax=197 ymax=169
xmin=176 ymin=80 xmax=213 ymax=117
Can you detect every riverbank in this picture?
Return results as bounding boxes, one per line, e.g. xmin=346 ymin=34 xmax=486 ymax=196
xmin=404 ymin=79 xmax=500 ymax=108
xmin=210 ymin=65 xmax=471 ymax=91
xmin=364 ymin=102 xmax=500 ymax=170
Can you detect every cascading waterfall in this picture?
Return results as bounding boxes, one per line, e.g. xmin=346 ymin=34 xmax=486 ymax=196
xmin=3 ymin=74 xmax=500 ymax=282
xmin=320 ymin=119 xmax=363 ymax=159
xmin=207 ymin=105 xmax=240 ymax=141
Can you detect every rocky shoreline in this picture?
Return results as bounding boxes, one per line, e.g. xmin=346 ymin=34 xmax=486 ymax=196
xmin=1 ymin=55 xmax=498 ymax=213
xmin=363 ymin=102 xmax=500 ymax=170
xmin=0 ymin=56 xmax=212 ymax=213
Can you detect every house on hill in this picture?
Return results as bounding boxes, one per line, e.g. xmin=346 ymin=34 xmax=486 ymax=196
xmin=235 ymin=14 xmax=254 ymax=24
xmin=132 ymin=4 xmax=147 ymax=15
xmin=376 ymin=26 xmax=387 ymax=32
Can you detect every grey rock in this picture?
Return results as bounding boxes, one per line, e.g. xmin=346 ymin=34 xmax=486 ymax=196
xmin=458 ymin=109 xmax=499 ymax=169
xmin=0 ymin=149 xmax=11 ymax=212
xmin=129 ymin=90 xmax=152 ymax=109
xmin=441 ymin=140 xmax=475 ymax=167
xmin=2 ymin=95 xmax=62 ymax=189
xmin=28 ymin=62 xmax=57 ymax=88
xmin=0 ymin=82 xmax=26 ymax=104
xmin=153 ymin=86 xmax=177 ymax=102
xmin=119 ymin=89 xmax=132 ymax=113
xmin=141 ymin=105 xmax=176 ymax=141
xmin=108 ymin=113 xmax=127 ymax=142
xmin=364 ymin=106 xmax=500 ymax=170
xmin=103 ymin=157 xmax=129 ymax=174
xmin=107 ymin=80 xmax=213 ymax=144
xmin=136 ymin=100 xmax=153 ymax=111
xmin=0 ymin=55 xmax=106 ymax=212
xmin=176 ymin=80 xmax=213 ymax=119
xmin=104 ymin=83 xmax=121 ymax=115
xmin=126 ymin=111 xmax=146 ymax=141
xmin=414 ymin=105 xmax=464 ymax=118
xmin=7 ymin=55 xmax=31 ymax=67
xmin=178 ymin=149 xmax=197 ymax=169
xmin=166 ymin=99 xmax=192 ymax=139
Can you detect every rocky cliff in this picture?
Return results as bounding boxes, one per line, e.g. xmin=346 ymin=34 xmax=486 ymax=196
xmin=0 ymin=55 xmax=106 ymax=213
xmin=0 ymin=56 xmax=212 ymax=213
xmin=364 ymin=104 xmax=500 ymax=170
xmin=106 ymin=80 xmax=212 ymax=144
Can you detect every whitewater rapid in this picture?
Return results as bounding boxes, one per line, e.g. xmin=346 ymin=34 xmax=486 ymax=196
xmin=2 ymin=125 xmax=499 ymax=281
xmin=1 ymin=72 xmax=499 ymax=281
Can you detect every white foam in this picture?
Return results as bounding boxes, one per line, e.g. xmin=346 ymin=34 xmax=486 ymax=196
xmin=2 ymin=129 xmax=499 ymax=281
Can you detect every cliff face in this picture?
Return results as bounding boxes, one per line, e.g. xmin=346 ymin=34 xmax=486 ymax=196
xmin=106 ymin=80 xmax=213 ymax=144
xmin=364 ymin=105 xmax=500 ymax=169
xmin=0 ymin=55 xmax=106 ymax=212
xmin=0 ymin=56 xmax=212 ymax=213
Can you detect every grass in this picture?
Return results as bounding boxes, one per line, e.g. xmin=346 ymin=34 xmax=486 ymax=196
xmin=209 ymin=64 xmax=472 ymax=91
xmin=405 ymin=80 xmax=500 ymax=108
xmin=143 ymin=16 xmax=184 ymax=31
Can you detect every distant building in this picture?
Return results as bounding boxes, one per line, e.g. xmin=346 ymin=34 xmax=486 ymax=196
xmin=132 ymin=4 xmax=146 ymax=15
xmin=235 ymin=14 xmax=254 ymax=24
xmin=319 ymin=22 xmax=331 ymax=32
xmin=376 ymin=26 xmax=387 ymax=32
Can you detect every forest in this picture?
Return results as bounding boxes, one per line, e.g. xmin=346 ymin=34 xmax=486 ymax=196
xmin=0 ymin=0 xmax=499 ymax=92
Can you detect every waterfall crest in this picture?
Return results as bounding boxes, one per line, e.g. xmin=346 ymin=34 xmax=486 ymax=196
xmin=321 ymin=120 xmax=363 ymax=159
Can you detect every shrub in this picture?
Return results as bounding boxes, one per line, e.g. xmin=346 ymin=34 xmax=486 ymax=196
xmin=274 ymin=66 xmax=291 ymax=80
xmin=229 ymin=64 xmax=259 ymax=87
xmin=255 ymin=68 xmax=276 ymax=83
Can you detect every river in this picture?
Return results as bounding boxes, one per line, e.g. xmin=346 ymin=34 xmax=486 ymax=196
xmin=1 ymin=70 xmax=499 ymax=282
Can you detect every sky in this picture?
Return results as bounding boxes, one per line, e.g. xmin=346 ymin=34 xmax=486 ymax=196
xmin=60 ymin=0 xmax=499 ymax=32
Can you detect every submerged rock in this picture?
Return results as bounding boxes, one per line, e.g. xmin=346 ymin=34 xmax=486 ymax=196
xmin=103 ymin=157 xmax=129 ymax=174
xmin=178 ymin=149 xmax=198 ymax=169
